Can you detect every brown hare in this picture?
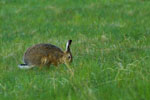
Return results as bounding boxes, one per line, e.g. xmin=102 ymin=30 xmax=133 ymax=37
xmin=18 ymin=40 xmax=72 ymax=69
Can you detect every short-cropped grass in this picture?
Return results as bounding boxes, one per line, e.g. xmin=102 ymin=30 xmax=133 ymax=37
xmin=0 ymin=0 xmax=150 ymax=100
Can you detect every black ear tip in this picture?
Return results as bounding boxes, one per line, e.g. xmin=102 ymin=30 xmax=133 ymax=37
xmin=68 ymin=40 xmax=72 ymax=43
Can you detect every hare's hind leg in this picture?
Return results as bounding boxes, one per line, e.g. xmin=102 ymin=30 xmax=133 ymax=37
xmin=46 ymin=63 xmax=51 ymax=69
xmin=40 ymin=57 xmax=50 ymax=69
xmin=40 ymin=57 xmax=47 ymax=69
xmin=39 ymin=64 xmax=51 ymax=69
xmin=39 ymin=65 xmax=43 ymax=70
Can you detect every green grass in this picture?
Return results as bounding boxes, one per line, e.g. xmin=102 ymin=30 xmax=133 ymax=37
xmin=1 ymin=0 xmax=150 ymax=100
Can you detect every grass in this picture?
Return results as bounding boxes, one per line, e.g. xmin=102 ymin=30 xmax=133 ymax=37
xmin=0 ymin=0 xmax=150 ymax=100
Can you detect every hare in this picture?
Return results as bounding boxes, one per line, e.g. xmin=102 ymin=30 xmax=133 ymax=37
xmin=18 ymin=40 xmax=72 ymax=69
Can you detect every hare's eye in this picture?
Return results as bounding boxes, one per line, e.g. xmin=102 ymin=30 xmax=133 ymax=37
xmin=68 ymin=56 xmax=71 ymax=59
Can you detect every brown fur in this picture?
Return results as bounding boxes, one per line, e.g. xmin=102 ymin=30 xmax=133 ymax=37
xmin=21 ymin=40 xmax=72 ymax=68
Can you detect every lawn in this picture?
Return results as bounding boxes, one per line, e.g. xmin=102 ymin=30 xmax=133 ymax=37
xmin=0 ymin=0 xmax=150 ymax=100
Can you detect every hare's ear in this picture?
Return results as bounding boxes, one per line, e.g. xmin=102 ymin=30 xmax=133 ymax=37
xmin=66 ymin=40 xmax=72 ymax=52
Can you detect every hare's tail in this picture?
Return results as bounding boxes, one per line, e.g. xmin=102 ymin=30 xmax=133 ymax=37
xmin=18 ymin=64 xmax=34 ymax=69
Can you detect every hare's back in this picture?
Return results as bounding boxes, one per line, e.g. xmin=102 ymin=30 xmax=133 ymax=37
xmin=24 ymin=44 xmax=63 ymax=65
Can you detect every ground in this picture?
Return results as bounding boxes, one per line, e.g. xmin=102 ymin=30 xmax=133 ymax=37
xmin=0 ymin=0 xmax=150 ymax=100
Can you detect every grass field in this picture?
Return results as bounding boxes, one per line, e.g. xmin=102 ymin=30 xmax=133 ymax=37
xmin=1 ymin=0 xmax=150 ymax=100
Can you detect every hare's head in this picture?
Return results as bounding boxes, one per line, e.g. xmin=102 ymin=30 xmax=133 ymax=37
xmin=63 ymin=40 xmax=73 ymax=64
